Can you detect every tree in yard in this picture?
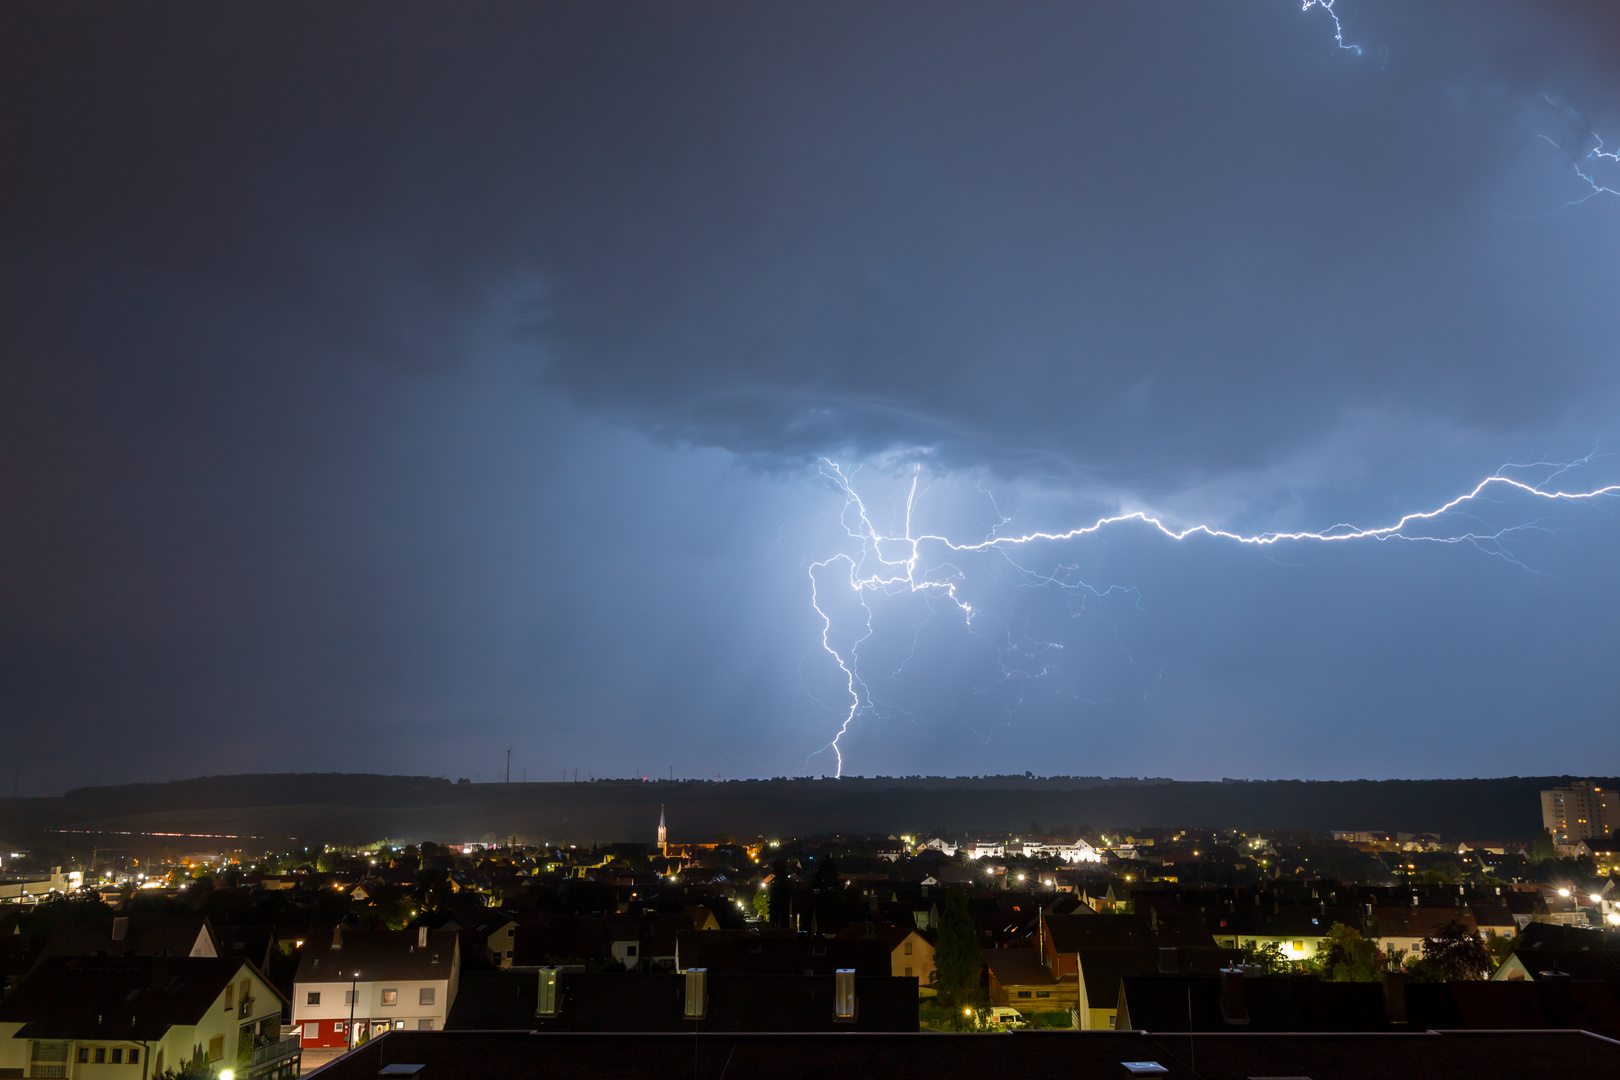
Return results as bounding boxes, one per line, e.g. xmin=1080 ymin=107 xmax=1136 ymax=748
xmin=1310 ymin=923 xmax=1383 ymax=982
xmin=1530 ymin=828 xmax=1558 ymax=863
xmin=1237 ymin=940 xmax=1291 ymax=975
xmin=1419 ymin=919 xmax=1492 ymax=981
xmin=767 ymin=861 xmax=792 ymax=928
xmin=811 ymin=856 xmax=840 ymax=893
xmin=930 ymin=888 xmax=983 ymax=1006
xmin=1485 ymin=930 xmax=1515 ymax=968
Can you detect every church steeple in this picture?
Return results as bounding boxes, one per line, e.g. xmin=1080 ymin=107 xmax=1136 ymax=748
xmin=657 ymin=804 xmax=667 ymax=855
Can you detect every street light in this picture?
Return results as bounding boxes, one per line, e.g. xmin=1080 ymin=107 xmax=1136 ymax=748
xmin=348 ymin=970 xmax=361 ymax=1050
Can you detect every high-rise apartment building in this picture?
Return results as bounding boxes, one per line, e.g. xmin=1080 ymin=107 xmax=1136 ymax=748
xmin=1541 ymin=781 xmax=1618 ymax=844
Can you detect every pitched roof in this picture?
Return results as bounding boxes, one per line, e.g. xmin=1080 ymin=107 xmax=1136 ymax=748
xmin=30 ymin=914 xmax=216 ymax=972
xmin=983 ymin=948 xmax=1056 ymax=988
xmin=1370 ymin=907 xmax=1476 ymax=938
xmin=1044 ymin=912 xmax=1215 ymax=952
xmin=1077 ymin=946 xmax=1234 ymax=1004
xmin=674 ymin=930 xmax=891 ymax=977
xmin=1215 ymin=906 xmax=1363 ymax=939
xmin=294 ymin=928 xmax=459 ymax=983
xmin=0 ymin=956 xmax=273 ymax=1040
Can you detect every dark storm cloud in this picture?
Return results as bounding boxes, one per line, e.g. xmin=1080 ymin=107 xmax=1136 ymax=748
xmin=6 ymin=2 xmax=1618 ymax=487
xmin=5 ymin=2 xmax=1620 ymax=790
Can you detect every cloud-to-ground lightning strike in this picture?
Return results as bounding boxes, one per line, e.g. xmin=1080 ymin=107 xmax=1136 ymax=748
xmin=806 ymin=461 xmax=1620 ymax=776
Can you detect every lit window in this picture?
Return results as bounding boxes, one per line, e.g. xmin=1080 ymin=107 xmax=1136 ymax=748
xmin=381 ymin=989 xmax=398 ymax=1006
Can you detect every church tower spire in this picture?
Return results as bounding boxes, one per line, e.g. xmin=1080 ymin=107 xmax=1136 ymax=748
xmin=658 ymin=804 xmax=667 ymax=856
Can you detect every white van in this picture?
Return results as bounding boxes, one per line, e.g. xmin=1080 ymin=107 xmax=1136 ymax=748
xmin=988 ymin=1007 xmax=1027 ymax=1027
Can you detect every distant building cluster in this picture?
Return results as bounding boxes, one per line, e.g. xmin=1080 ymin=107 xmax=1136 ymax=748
xmin=0 ymin=782 xmax=1618 ymax=1076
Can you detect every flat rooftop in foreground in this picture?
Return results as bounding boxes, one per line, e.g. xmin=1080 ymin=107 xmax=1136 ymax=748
xmin=308 ymin=1027 xmax=1620 ymax=1080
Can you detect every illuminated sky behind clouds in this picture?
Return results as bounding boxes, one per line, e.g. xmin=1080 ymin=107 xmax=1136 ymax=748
xmin=2 ymin=1 xmax=1619 ymax=792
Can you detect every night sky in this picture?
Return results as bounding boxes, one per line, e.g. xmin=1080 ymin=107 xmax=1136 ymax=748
xmin=4 ymin=2 xmax=1619 ymax=795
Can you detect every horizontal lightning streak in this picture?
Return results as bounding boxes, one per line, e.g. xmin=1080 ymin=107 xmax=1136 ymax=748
xmin=807 ymin=462 xmax=1620 ymax=776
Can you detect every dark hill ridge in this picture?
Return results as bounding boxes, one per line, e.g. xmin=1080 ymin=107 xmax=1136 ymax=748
xmin=0 ymin=773 xmax=1607 ymax=848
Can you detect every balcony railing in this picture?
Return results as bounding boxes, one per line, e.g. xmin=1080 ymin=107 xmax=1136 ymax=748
xmin=247 ymin=1033 xmax=302 ymax=1075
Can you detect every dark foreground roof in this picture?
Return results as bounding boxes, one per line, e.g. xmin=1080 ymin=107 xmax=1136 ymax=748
xmin=1119 ymin=973 xmax=1467 ymax=1032
xmin=307 ymin=1028 xmax=1620 ymax=1080
xmin=674 ymin=930 xmax=892 ymax=976
xmin=448 ymin=971 xmax=918 ymax=1032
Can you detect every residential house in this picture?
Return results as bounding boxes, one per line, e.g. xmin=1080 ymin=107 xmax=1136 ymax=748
xmin=832 ymin=922 xmax=934 ymax=983
xmin=984 ymin=948 xmax=1061 ymax=1012
xmin=1369 ymin=906 xmax=1478 ymax=959
xmin=469 ymin=916 xmax=519 ymax=970
xmin=1467 ymin=904 xmax=1518 ymax=943
xmin=0 ymin=956 xmax=294 ymax=1079
xmin=1209 ymin=901 xmax=1362 ymax=963
xmin=1038 ymin=910 xmax=1233 ymax=1030
xmin=292 ymin=926 xmax=460 ymax=1049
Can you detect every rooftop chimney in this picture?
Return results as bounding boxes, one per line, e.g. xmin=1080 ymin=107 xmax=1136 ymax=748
xmin=536 ymin=968 xmax=559 ymax=1017
xmin=1219 ymin=969 xmax=1249 ymax=1026
xmin=111 ymin=917 xmax=129 ymax=942
xmin=1382 ymin=971 xmax=1407 ymax=1025
xmin=332 ymin=926 xmax=344 ymax=950
xmin=834 ymin=969 xmax=858 ymax=1022
xmin=418 ymin=926 xmax=428 ymax=948
xmin=1539 ymin=970 xmax=1573 ymax=1027
xmin=683 ymin=968 xmax=707 ymax=1020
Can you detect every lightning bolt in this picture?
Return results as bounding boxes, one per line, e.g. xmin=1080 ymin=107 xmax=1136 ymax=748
xmin=798 ymin=4 xmax=1620 ymax=775
xmin=806 ymin=457 xmax=1620 ymax=775
xmin=1301 ymin=0 xmax=1362 ymax=55
xmin=1538 ymin=128 xmax=1620 ymax=207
